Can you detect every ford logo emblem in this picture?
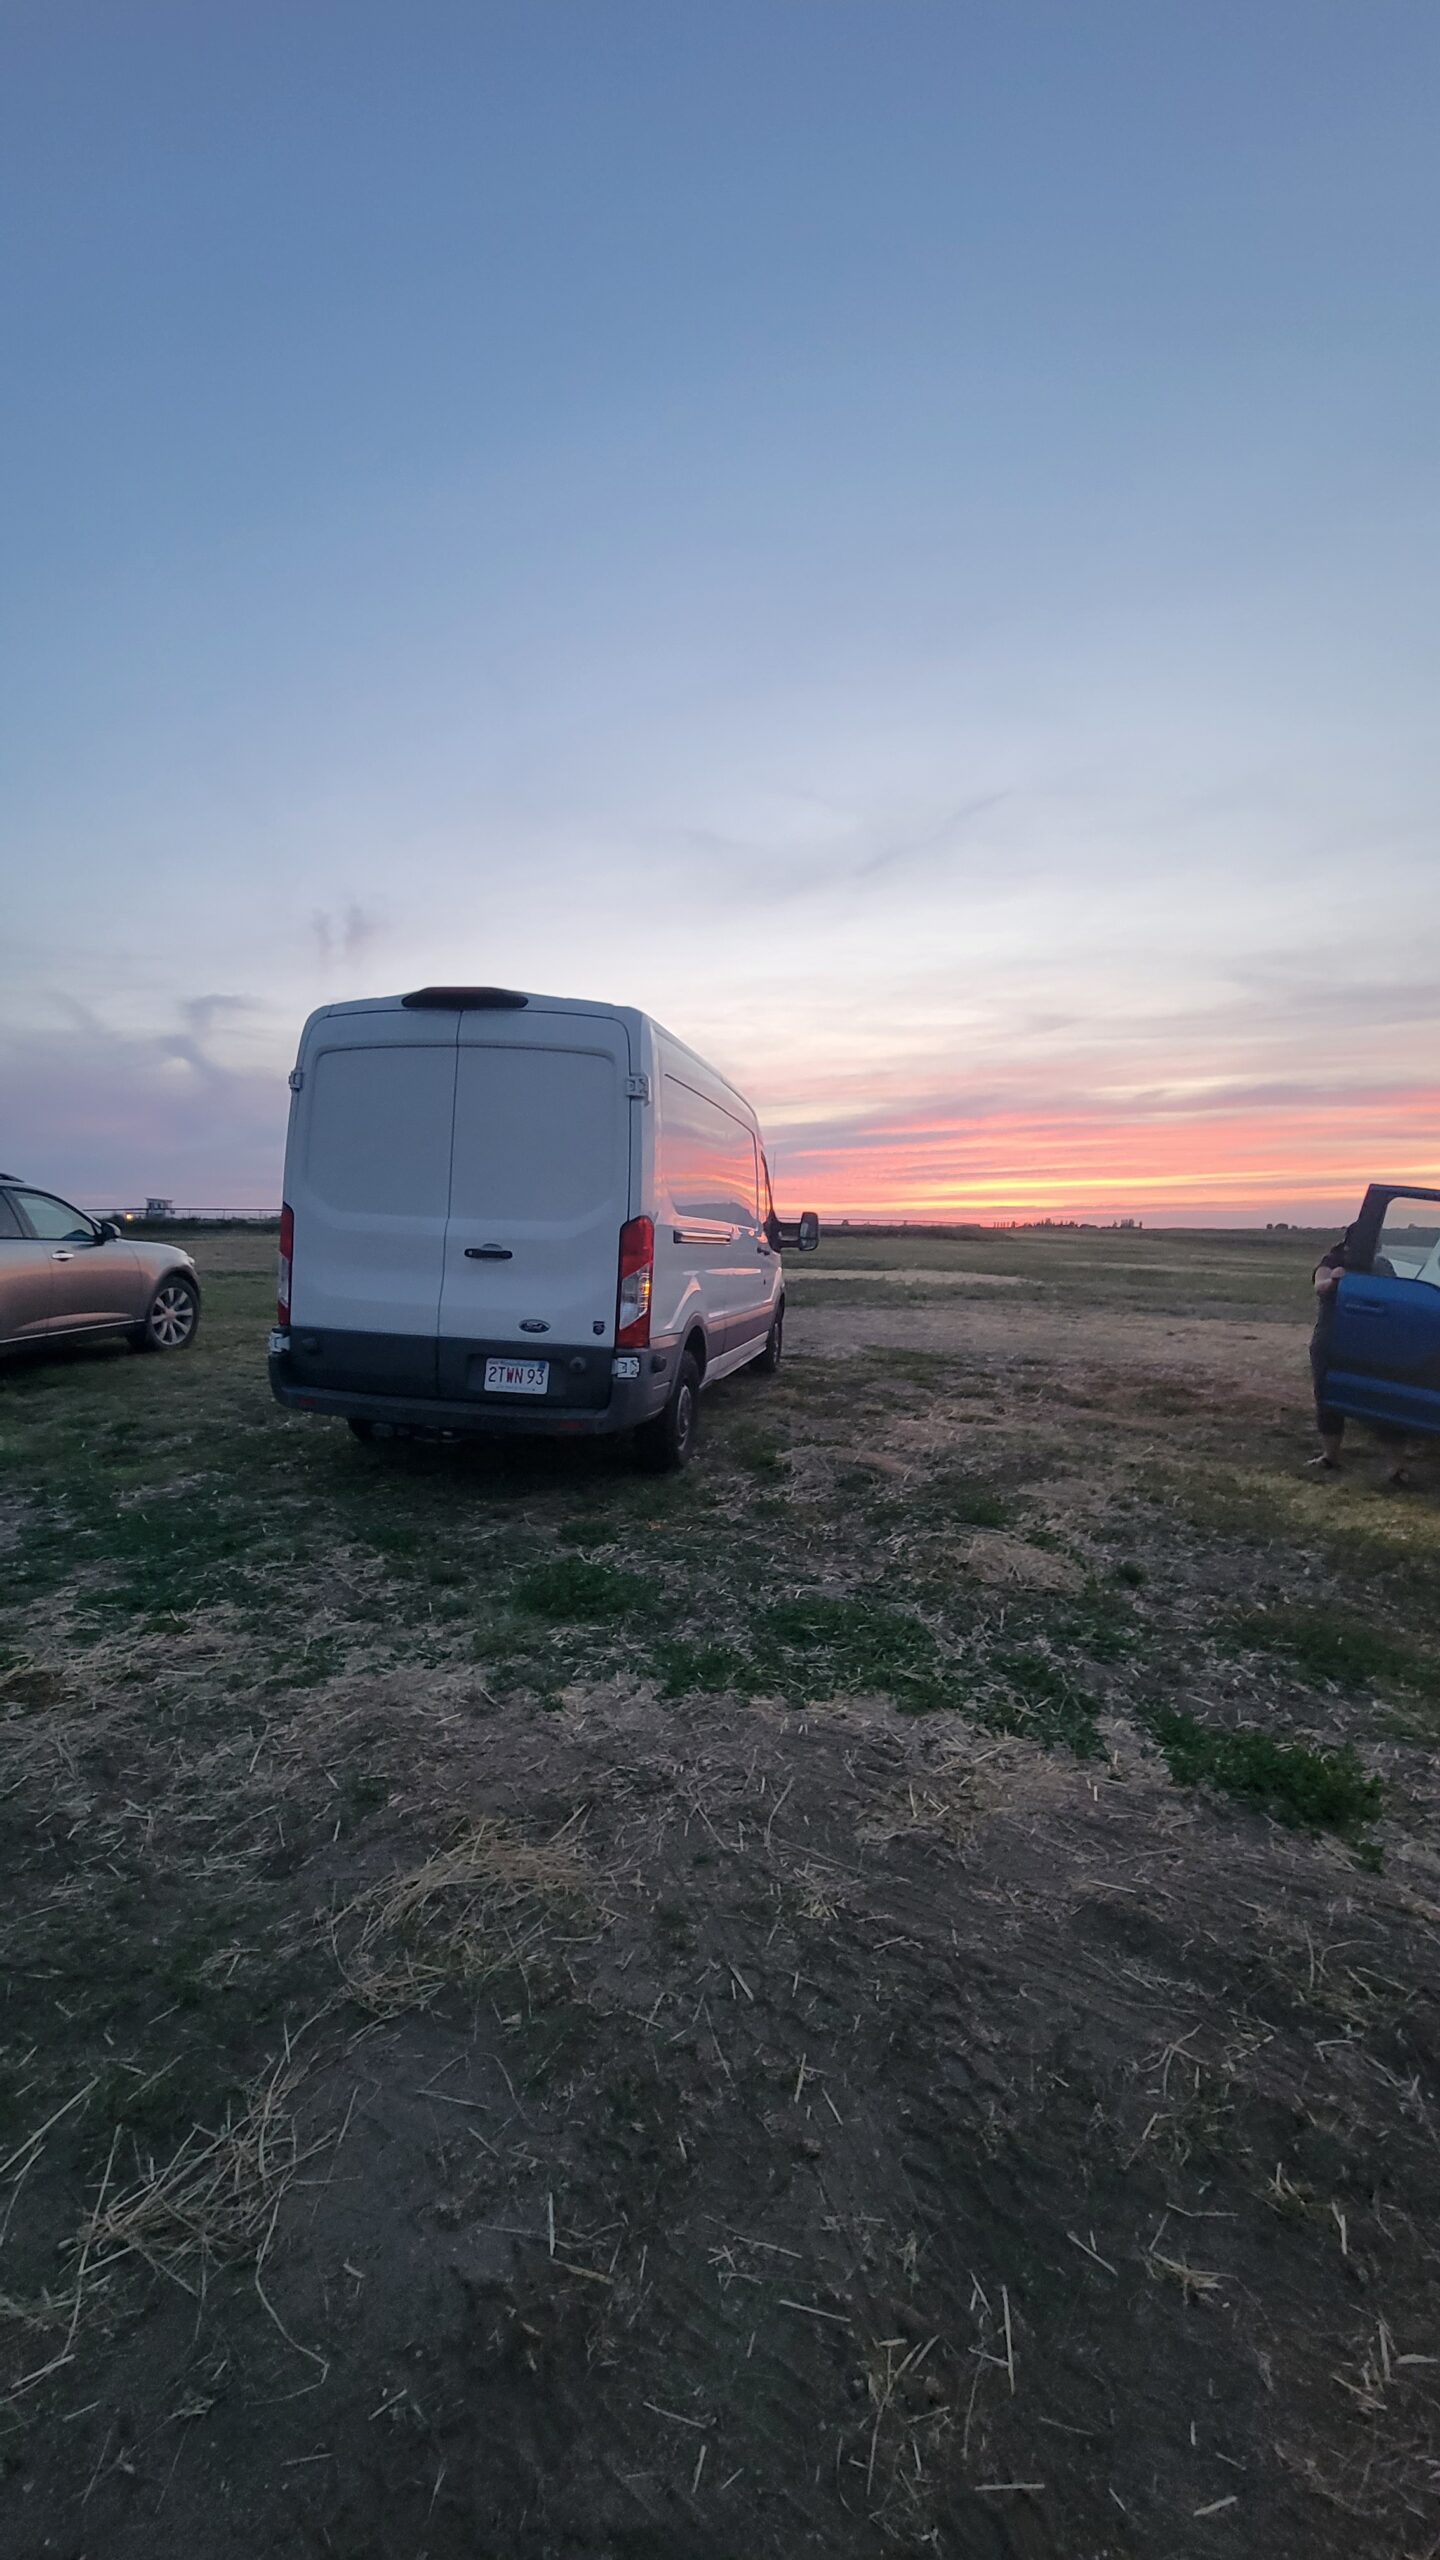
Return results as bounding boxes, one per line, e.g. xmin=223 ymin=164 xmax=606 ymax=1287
xmin=519 ymin=1318 xmax=550 ymax=1334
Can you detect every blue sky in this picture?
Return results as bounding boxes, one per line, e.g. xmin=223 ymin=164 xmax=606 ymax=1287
xmin=3 ymin=1 xmax=1437 ymax=1216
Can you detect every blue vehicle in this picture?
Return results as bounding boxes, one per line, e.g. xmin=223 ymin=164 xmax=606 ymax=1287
xmin=1322 ymin=1183 xmax=1440 ymax=1439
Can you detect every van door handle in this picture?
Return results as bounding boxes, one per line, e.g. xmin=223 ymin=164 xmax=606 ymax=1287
xmin=464 ymin=1245 xmax=512 ymax=1260
xmin=51 ymin=1250 xmax=75 ymax=1262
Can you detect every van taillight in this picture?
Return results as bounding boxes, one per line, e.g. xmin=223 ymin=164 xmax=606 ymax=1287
xmin=277 ymin=1203 xmax=294 ymax=1326
xmin=616 ymin=1215 xmax=653 ymax=1348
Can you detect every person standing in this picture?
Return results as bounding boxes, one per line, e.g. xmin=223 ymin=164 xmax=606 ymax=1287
xmin=1308 ymin=1226 xmax=1354 ymax=1468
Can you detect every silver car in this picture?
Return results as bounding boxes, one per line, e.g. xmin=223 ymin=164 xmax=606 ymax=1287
xmin=0 ymin=1178 xmax=200 ymax=1357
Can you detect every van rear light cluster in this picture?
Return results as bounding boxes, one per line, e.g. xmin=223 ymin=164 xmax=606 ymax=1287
xmin=616 ymin=1215 xmax=653 ymax=1348
xmin=277 ymin=1203 xmax=294 ymax=1326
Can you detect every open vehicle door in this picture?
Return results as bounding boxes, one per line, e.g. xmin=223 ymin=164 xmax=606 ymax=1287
xmin=1325 ymin=1184 xmax=1440 ymax=1437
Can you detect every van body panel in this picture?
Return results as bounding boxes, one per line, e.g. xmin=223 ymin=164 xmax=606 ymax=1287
xmin=651 ymin=1039 xmax=776 ymax=1361
xmin=272 ymin=990 xmax=800 ymax=1439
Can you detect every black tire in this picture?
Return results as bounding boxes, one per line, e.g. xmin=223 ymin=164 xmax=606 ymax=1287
xmin=347 ymin=1418 xmax=377 ymax=1443
xmin=133 ymin=1273 xmax=199 ymax=1353
xmin=755 ymin=1301 xmax=784 ymax=1375
xmin=635 ymin=1352 xmax=701 ymax=1474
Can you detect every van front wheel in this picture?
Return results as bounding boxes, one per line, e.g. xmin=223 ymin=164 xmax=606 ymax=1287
xmin=755 ymin=1302 xmax=784 ymax=1375
xmin=635 ymin=1353 xmax=701 ymax=1473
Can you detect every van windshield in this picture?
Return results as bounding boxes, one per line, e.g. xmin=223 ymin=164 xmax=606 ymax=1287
xmin=450 ymin=1045 xmax=619 ymax=1222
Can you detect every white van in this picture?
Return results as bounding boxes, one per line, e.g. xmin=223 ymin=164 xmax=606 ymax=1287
xmin=267 ymin=985 xmax=819 ymax=1468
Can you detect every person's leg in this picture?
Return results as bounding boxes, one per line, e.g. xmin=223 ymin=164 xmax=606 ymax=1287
xmin=1309 ymin=1419 xmax=1344 ymax=1468
xmin=1309 ymin=1339 xmax=1344 ymax=1466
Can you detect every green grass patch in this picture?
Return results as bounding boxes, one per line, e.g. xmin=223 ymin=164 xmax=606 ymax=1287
xmin=513 ymin=1557 xmax=658 ymax=1622
xmin=1235 ymin=1605 xmax=1440 ymax=1698
xmin=652 ymin=1638 xmax=758 ymax=1697
xmin=945 ymin=1485 xmax=1012 ymax=1529
xmin=1144 ymin=1706 xmax=1381 ymax=1837
xmin=721 ymin=1424 xmax=786 ymax=1476
xmin=556 ymin=1515 xmax=613 ymax=1548
xmin=39 ymin=1493 xmax=264 ymax=1622
xmin=985 ymin=1646 xmax=1104 ymax=1757
xmin=760 ymin=1595 xmax=938 ymax=1691
xmin=1063 ymin=1583 xmax=1138 ymax=1662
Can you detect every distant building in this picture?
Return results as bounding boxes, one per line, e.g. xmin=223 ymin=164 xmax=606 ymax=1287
xmin=145 ymin=1196 xmax=174 ymax=1219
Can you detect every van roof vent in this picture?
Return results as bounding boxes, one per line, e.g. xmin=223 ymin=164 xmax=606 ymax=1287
xmin=400 ymin=986 xmax=529 ymax=1011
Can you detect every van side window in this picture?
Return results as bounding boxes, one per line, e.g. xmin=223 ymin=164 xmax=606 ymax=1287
xmin=662 ymin=1080 xmax=758 ymax=1230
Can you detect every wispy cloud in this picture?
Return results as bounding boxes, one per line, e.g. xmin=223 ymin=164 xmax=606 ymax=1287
xmin=310 ymin=902 xmax=386 ymax=967
xmin=0 ymin=1000 xmax=285 ymax=1208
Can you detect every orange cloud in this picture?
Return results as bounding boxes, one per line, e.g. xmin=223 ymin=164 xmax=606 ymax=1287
xmin=767 ymin=1081 xmax=1440 ymax=1223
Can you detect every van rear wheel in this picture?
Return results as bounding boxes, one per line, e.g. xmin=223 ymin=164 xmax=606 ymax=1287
xmin=635 ymin=1353 xmax=701 ymax=1473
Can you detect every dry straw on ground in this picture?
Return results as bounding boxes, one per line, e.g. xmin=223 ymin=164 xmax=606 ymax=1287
xmin=330 ymin=1812 xmax=597 ymax=2017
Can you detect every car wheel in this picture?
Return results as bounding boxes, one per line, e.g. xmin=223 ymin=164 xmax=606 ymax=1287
xmin=135 ymin=1274 xmax=199 ymax=1353
xmin=755 ymin=1302 xmax=784 ymax=1375
xmin=635 ymin=1352 xmax=701 ymax=1473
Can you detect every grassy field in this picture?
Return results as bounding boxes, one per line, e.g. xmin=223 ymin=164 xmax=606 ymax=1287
xmin=2 ymin=1227 xmax=1439 ymax=2558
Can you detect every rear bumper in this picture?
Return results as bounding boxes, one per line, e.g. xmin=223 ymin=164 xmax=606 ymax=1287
xmin=268 ymin=1336 xmax=671 ymax=1437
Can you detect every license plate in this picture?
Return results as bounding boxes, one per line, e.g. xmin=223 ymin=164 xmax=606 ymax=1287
xmin=483 ymin=1357 xmax=549 ymax=1396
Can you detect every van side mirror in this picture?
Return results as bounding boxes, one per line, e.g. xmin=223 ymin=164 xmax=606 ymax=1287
xmin=96 ymin=1219 xmax=120 ymax=1242
xmin=773 ymin=1211 xmax=821 ymax=1253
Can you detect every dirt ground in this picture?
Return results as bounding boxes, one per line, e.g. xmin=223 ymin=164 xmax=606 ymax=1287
xmin=2 ymin=1228 xmax=1438 ymax=2558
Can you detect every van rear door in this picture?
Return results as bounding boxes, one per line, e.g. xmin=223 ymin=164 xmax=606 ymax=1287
xmin=435 ymin=1017 xmax=632 ymax=1403
xmin=292 ymin=1013 xmax=459 ymax=1395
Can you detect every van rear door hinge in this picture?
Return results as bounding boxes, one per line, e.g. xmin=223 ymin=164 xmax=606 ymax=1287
xmin=288 ymin=1069 xmax=304 ymax=1091
xmin=625 ymin=1073 xmax=650 ymax=1101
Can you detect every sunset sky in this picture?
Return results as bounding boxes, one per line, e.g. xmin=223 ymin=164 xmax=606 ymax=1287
xmin=4 ymin=2 xmax=1437 ymax=1224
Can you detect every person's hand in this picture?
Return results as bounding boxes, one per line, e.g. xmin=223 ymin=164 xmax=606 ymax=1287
xmin=1315 ymin=1265 xmax=1342 ymax=1295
